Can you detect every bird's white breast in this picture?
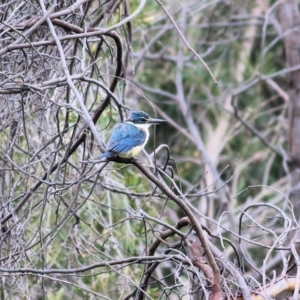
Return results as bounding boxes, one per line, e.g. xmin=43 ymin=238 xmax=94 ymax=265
xmin=121 ymin=123 xmax=150 ymax=157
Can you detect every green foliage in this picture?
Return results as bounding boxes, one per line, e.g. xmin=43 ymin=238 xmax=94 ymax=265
xmin=1 ymin=0 xmax=294 ymax=298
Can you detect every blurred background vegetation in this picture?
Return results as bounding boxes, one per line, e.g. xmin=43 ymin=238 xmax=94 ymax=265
xmin=1 ymin=0 xmax=300 ymax=299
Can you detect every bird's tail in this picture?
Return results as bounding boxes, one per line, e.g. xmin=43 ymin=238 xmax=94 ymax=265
xmin=98 ymin=151 xmax=113 ymax=160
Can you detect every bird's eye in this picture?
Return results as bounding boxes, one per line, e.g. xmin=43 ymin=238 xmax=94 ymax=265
xmin=141 ymin=117 xmax=148 ymax=122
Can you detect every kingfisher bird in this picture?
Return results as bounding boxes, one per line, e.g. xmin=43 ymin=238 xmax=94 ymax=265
xmin=99 ymin=111 xmax=165 ymax=160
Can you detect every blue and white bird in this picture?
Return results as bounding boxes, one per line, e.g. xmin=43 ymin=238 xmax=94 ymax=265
xmin=99 ymin=111 xmax=165 ymax=160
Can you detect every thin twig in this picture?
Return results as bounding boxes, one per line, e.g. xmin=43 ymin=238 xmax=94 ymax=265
xmin=154 ymin=0 xmax=217 ymax=84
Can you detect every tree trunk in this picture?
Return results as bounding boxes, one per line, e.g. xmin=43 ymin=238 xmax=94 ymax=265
xmin=278 ymin=0 xmax=300 ymax=233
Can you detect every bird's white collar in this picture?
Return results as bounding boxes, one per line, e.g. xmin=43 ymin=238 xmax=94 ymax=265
xmin=126 ymin=121 xmax=152 ymax=129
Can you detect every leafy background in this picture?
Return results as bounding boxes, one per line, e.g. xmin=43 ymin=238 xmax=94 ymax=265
xmin=0 ymin=0 xmax=299 ymax=299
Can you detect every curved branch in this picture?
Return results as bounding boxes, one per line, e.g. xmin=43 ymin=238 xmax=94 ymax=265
xmin=131 ymin=158 xmax=222 ymax=300
xmin=0 ymin=28 xmax=123 ymax=225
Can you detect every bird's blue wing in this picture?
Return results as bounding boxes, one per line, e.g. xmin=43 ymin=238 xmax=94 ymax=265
xmin=106 ymin=123 xmax=146 ymax=154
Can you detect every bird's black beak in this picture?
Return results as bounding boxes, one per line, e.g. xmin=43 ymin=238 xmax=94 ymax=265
xmin=147 ymin=118 xmax=166 ymax=124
